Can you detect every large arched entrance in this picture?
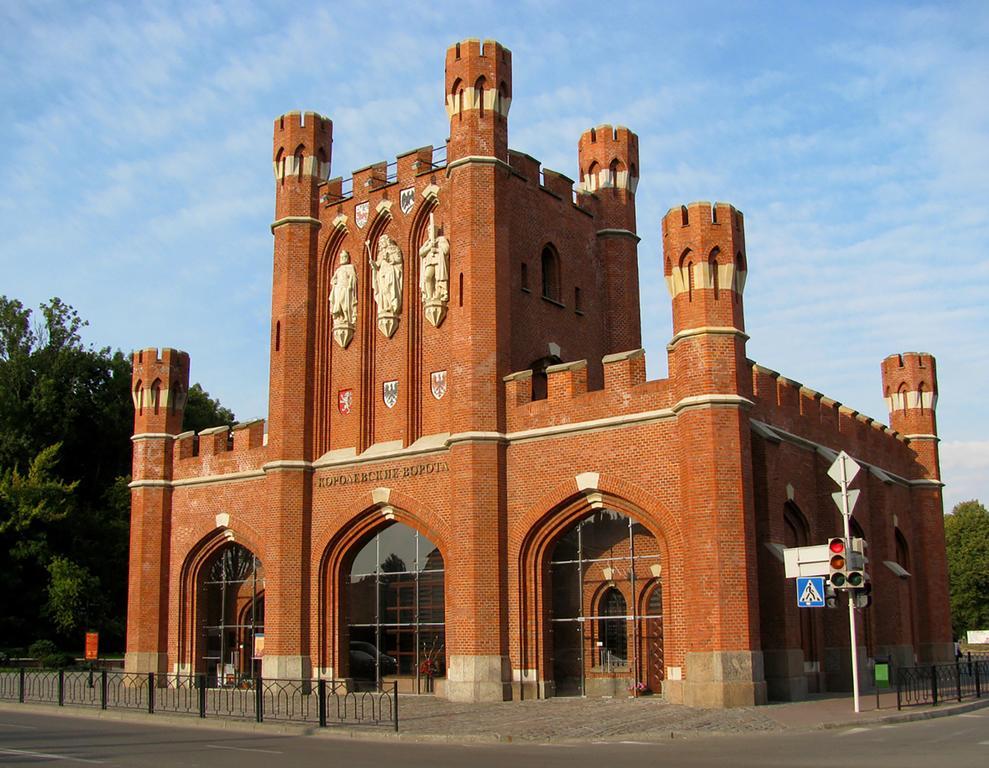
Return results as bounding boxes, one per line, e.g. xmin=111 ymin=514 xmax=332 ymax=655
xmin=344 ymin=522 xmax=445 ymax=693
xmin=547 ymin=509 xmax=663 ymax=697
xmin=199 ymin=542 xmax=264 ymax=687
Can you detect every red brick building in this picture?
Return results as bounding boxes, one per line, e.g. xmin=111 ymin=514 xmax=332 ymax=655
xmin=126 ymin=38 xmax=951 ymax=707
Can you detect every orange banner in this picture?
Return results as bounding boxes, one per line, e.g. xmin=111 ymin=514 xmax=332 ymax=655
xmin=85 ymin=632 xmax=99 ymax=661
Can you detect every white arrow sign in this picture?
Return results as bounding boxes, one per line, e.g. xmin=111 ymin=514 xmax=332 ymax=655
xmin=832 ymin=489 xmax=860 ymax=515
xmin=828 ymin=450 xmax=861 ymax=487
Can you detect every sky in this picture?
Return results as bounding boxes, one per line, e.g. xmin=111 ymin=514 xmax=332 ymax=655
xmin=1 ymin=1 xmax=987 ymax=511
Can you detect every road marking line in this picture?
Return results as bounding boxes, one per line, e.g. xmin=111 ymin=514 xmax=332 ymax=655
xmin=960 ymin=713 xmax=985 ymax=718
xmin=0 ymin=747 xmax=103 ymax=764
xmin=0 ymin=723 xmax=38 ymax=729
xmin=206 ymin=744 xmax=284 ymax=754
xmin=845 ymin=727 xmax=871 ymax=735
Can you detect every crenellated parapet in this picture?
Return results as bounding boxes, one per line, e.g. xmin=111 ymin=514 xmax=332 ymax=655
xmin=748 ymin=360 xmax=927 ymax=482
xmin=445 ymin=38 xmax=512 ymax=160
xmin=662 ymin=202 xmax=746 ymax=314
xmin=131 ymin=347 xmax=190 ymax=438
xmin=172 ymin=419 xmax=268 ymax=480
xmin=272 ymin=111 xmax=332 ymax=183
xmin=503 ymin=349 xmax=671 ymax=433
xmin=577 ymin=125 xmax=639 ymax=195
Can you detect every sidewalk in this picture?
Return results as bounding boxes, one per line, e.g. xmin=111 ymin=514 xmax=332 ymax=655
xmin=2 ymin=689 xmax=986 ymax=744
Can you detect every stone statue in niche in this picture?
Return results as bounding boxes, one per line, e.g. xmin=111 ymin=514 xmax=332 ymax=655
xmin=329 ymin=250 xmax=358 ymax=349
xmin=367 ymin=234 xmax=404 ymax=338
xmin=418 ymin=212 xmax=450 ymax=328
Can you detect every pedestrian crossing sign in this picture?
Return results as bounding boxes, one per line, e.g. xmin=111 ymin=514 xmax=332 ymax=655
xmin=796 ymin=576 xmax=826 ymax=608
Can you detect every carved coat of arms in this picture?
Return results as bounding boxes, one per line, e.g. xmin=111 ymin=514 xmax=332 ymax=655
xmin=400 ymin=186 xmax=415 ymax=215
xmin=383 ymin=380 xmax=399 ymax=409
xmin=338 ymin=389 xmax=353 ymax=415
xmin=355 ymin=201 xmax=369 ymax=229
xmin=430 ymin=370 xmax=447 ymax=400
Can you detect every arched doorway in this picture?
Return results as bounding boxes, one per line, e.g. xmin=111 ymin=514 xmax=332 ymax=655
xmin=199 ymin=543 xmax=264 ymax=687
xmin=345 ymin=522 xmax=445 ymax=693
xmin=548 ymin=509 xmax=663 ymax=696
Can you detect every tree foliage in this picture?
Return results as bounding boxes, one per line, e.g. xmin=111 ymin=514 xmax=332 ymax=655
xmin=945 ymin=499 xmax=989 ymax=639
xmin=183 ymin=383 xmax=235 ymax=433
xmin=0 ymin=295 xmax=234 ymax=653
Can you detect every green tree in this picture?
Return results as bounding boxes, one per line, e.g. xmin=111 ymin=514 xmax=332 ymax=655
xmin=945 ymin=499 xmax=989 ymax=639
xmin=183 ymin=383 xmax=236 ymax=433
xmin=0 ymin=295 xmax=232 ymax=651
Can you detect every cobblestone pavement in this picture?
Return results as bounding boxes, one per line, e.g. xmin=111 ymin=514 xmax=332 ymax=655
xmin=394 ymin=694 xmax=783 ymax=742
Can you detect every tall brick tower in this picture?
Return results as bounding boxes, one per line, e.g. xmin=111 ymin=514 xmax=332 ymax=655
xmin=264 ymin=111 xmax=332 ymax=678
xmin=578 ymin=125 xmax=641 ymax=353
xmin=881 ymin=353 xmax=952 ymax=662
xmin=662 ymin=202 xmax=765 ymax=706
xmin=444 ymin=39 xmax=513 ymax=701
xmin=125 ymin=348 xmax=189 ymax=675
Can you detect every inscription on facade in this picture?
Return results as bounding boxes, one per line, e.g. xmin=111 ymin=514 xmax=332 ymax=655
xmin=316 ymin=460 xmax=449 ymax=488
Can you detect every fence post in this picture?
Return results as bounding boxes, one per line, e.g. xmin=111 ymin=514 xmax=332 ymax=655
xmin=956 ymin=659 xmax=963 ymax=702
xmin=393 ymin=680 xmax=399 ymax=732
xmin=318 ymin=679 xmax=327 ymax=728
xmin=18 ymin=667 xmax=25 ymax=704
xmin=197 ymin=673 xmax=206 ymax=719
xmin=58 ymin=669 xmax=64 ymax=706
xmin=148 ymin=672 xmax=155 ymax=715
xmin=255 ymin=674 xmax=263 ymax=723
xmin=100 ymin=670 xmax=108 ymax=710
xmin=931 ymin=665 xmax=938 ymax=706
xmin=976 ymin=662 xmax=982 ymax=699
xmin=895 ymin=668 xmax=902 ymax=711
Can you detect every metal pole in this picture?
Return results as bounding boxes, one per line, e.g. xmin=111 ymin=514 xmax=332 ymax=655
xmin=839 ymin=454 xmax=861 ymax=713
xmin=148 ymin=672 xmax=155 ymax=715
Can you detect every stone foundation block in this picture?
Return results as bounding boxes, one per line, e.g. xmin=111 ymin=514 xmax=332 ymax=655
xmin=445 ymin=654 xmax=511 ymax=702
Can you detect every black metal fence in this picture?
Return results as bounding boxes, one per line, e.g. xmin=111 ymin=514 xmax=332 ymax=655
xmin=0 ymin=668 xmax=398 ymax=730
xmin=896 ymin=655 xmax=989 ymax=710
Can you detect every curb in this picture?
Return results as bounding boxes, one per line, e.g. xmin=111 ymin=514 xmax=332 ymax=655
xmin=815 ymin=696 xmax=989 ymax=730
xmin=2 ymin=696 xmax=988 ymax=745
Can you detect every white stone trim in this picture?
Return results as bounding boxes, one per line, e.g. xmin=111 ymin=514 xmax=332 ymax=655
xmin=131 ymin=433 xmax=176 ymax=441
xmin=172 ymin=469 xmax=265 ymax=487
xmin=371 ymin=487 xmax=391 ymax=504
xmin=575 ymin=472 xmax=599 ymax=491
xmin=331 ymin=214 xmax=348 ymax=231
xmin=422 ymin=184 xmax=440 ymax=201
xmin=128 ymin=479 xmax=171 ymax=488
xmin=670 ymin=394 xmax=754 ymax=414
xmin=904 ymin=433 xmax=939 ymax=441
xmin=884 ymin=389 xmax=937 ymax=414
xmin=445 ymin=155 xmax=513 ymax=175
xmin=665 ymin=261 xmax=746 ymax=299
xmin=602 ymin=348 xmax=645 ymax=364
xmin=261 ymin=460 xmax=312 ymax=473
xmin=270 ymin=216 xmax=322 ymax=233
xmin=215 ymin=513 xmax=230 ymax=528
xmin=668 ymin=326 xmax=749 ymax=349
xmin=445 ymin=87 xmax=511 ymax=118
xmin=506 ymin=408 xmax=675 ymax=444
xmin=596 ymin=228 xmax=640 ymax=241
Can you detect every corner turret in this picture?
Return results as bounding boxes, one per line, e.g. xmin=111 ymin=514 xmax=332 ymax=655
xmin=578 ymin=125 xmax=641 ymax=353
xmin=445 ymin=39 xmax=512 ymax=161
xmin=131 ymin=347 xmax=190 ymax=438
xmin=662 ymin=202 xmax=746 ymax=336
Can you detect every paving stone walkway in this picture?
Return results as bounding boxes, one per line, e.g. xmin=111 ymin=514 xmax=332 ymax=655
xmin=395 ymin=694 xmax=782 ymax=742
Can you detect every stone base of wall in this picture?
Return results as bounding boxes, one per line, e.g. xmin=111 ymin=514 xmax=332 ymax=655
xmin=683 ymin=650 xmax=768 ymax=708
xmin=824 ymin=645 xmax=869 ymax=691
xmin=918 ymin=642 xmax=954 ymax=664
xmin=875 ymin=643 xmax=915 ymax=670
xmin=764 ymin=648 xmax=808 ymax=701
xmin=124 ymin=651 xmax=167 ymax=675
xmin=445 ymin=654 xmax=511 ymax=702
xmin=261 ymin=654 xmax=311 ymax=680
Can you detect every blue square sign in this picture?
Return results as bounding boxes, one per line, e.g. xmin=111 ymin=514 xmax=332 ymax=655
xmin=796 ymin=576 xmax=826 ymax=608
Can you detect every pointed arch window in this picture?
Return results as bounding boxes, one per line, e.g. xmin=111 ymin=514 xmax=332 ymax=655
xmin=541 ymin=245 xmax=561 ymax=303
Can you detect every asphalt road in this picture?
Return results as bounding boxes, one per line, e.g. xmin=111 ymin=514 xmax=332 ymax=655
xmin=0 ymin=707 xmax=987 ymax=767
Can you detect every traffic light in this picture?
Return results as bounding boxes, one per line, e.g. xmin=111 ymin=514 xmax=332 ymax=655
xmin=846 ymin=538 xmax=866 ymax=588
xmin=825 ymin=582 xmax=838 ymax=609
xmin=829 ymin=537 xmax=849 ymax=588
xmin=852 ymin=580 xmax=872 ymax=609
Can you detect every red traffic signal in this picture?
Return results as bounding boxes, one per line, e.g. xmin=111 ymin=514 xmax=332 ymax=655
xmin=829 ymin=537 xmax=849 ymax=588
